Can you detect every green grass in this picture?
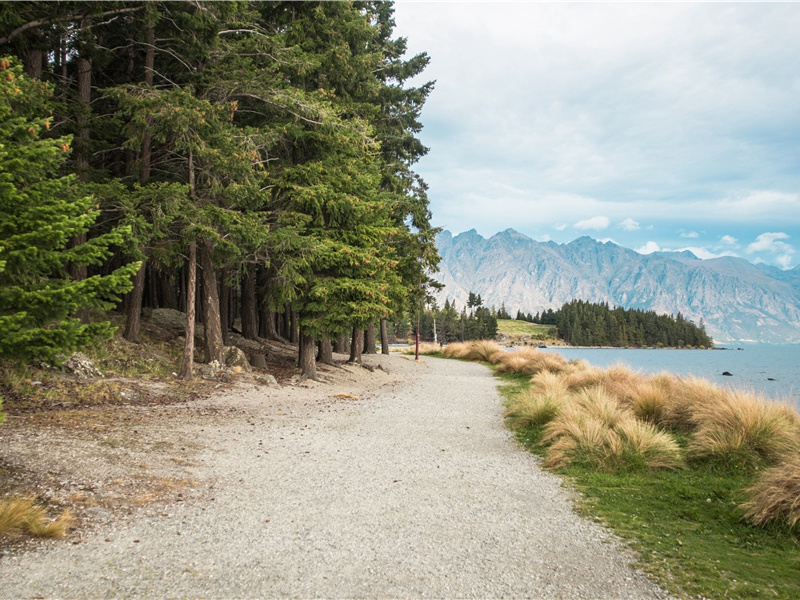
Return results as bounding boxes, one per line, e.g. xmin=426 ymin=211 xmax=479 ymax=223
xmin=509 ymin=395 xmax=800 ymax=598
xmin=496 ymin=318 xmax=557 ymax=338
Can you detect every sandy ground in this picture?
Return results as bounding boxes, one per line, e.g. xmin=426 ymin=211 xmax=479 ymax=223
xmin=0 ymin=353 xmax=669 ymax=598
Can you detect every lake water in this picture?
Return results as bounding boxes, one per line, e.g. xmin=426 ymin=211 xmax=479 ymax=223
xmin=533 ymin=345 xmax=800 ymax=409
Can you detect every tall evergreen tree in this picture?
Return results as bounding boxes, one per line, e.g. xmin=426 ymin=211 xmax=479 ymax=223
xmin=0 ymin=57 xmax=138 ymax=362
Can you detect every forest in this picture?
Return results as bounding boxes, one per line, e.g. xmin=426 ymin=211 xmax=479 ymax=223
xmin=392 ymin=293 xmax=499 ymax=344
xmin=552 ymin=300 xmax=713 ymax=348
xmin=0 ymin=1 xmax=439 ymax=381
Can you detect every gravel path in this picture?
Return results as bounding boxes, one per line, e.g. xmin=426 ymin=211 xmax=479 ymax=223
xmin=0 ymin=354 xmax=668 ymax=598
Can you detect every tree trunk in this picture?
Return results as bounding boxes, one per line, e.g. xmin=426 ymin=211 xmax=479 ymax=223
xmin=179 ymin=242 xmax=197 ymax=379
xmin=349 ymin=327 xmax=363 ymax=363
xmin=241 ymin=264 xmax=258 ymax=340
xmin=283 ymin=304 xmax=291 ymax=339
xmin=334 ymin=332 xmax=350 ymax=354
xmin=300 ymin=332 xmax=317 ymax=380
xmin=200 ymin=238 xmax=224 ymax=364
xmin=141 ymin=23 xmax=154 ymax=180
xmin=24 ymin=48 xmax=43 ymax=79
xmin=318 ymin=338 xmax=334 ymax=365
xmin=158 ymin=272 xmax=177 ymax=309
xmin=365 ymin=323 xmax=377 ymax=354
xmin=290 ymin=311 xmax=299 ymax=344
xmin=380 ymin=318 xmax=390 ymax=355
xmin=220 ymin=270 xmax=230 ymax=346
xmin=123 ymin=259 xmax=147 ymax=342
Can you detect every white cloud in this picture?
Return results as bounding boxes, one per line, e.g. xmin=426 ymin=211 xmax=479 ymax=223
xmin=636 ymin=241 xmax=661 ymax=254
xmin=676 ymin=246 xmax=738 ymax=260
xmin=598 ymin=237 xmax=620 ymax=245
xmin=746 ymin=232 xmax=792 ymax=254
xmin=619 ymin=218 xmax=640 ymax=231
xmin=776 ymin=254 xmax=794 ymax=269
xmin=680 ymin=231 xmax=700 ymax=239
xmin=554 ymin=223 xmax=568 ymax=231
xmin=720 ymin=235 xmax=738 ymax=245
xmin=574 ymin=216 xmax=610 ymax=231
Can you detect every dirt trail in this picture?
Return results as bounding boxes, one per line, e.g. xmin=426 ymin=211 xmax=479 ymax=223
xmin=0 ymin=354 xmax=667 ymax=598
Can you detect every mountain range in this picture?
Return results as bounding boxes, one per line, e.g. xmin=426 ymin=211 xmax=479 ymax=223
xmin=433 ymin=229 xmax=800 ymax=344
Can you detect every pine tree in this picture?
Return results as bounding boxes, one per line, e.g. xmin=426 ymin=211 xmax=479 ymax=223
xmin=0 ymin=57 xmax=138 ymax=362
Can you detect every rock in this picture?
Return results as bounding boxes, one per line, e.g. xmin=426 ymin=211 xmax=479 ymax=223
xmin=199 ymin=360 xmax=224 ymax=379
xmin=144 ymin=308 xmax=187 ymax=332
xmin=223 ymin=346 xmax=251 ymax=372
xmin=255 ymin=374 xmax=278 ymax=386
xmin=119 ymin=388 xmax=141 ymax=402
xmin=722 ymin=371 xmax=733 ymax=376
xmin=63 ymin=353 xmax=103 ymax=379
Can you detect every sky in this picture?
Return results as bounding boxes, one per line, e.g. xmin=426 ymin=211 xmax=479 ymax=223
xmin=391 ymin=2 xmax=800 ymax=270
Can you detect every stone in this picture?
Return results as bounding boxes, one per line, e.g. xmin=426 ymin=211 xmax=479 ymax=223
xmin=255 ymin=374 xmax=278 ymax=386
xmin=143 ymin=308 xmax=187 ymax=332
xmin=62 ymin=353 xmax=103 ymax=379
xmin=223 ymin=346 xmax=251 ymax=372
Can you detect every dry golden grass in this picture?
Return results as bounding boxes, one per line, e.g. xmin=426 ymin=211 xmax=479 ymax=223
xmin=0 ymin=497 xmax=75 ymax=538
xmin=629 ymin=380 xmax=672 ymax=425
xmin=442 ymin=340 xmax=502 ymax=363
xmin=742 ymin=454 xmax=800 ymax=532
xmin=562 ymin=366 xmax=606 ymax=392
xmin=660 ymin=376 xmax=723 ymax=432
xmin=505 ymin=371 xmax=569 ymax=427
xmin=441 ymin=341 xmax=471 ymax=359
xmin=544 ymin=414 xmax=611 ymax=469
xmin=687 ymin=389 xmax=800 ymax=469
xmin=464 ymin=340 xmax=503 ymax=363
xmin=612 ymin=418 xmax=683 ymax=470
xmin=398 ymin=342 xmax=441 ymax=356
xmin=596 ymin=364 xmax=646 ymax=405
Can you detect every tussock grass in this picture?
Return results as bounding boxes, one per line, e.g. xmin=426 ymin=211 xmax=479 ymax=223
xmin=442 ymin=340 xmax=502 ymax=363
xmin=541 ymin=385 xmax=680 ymax=472
xmin=0 ymin=497 xmax=75 ymax=538
xmin=742 ymin=454 xmax=800 ymax=532
xmin=687 ymin=390 xmax=800 ymax=470
xmin=398 ymin=342 xmax=441 ymax=356
xmin=628 ymin=380 xmax=672 ymax=425
xmin=611 ymin=419 xmax=683 ymax=471
xmin=504 ymin=371 xmax=569 ymax=427
xmin=441 ymin=341 xmax=470 ymax=359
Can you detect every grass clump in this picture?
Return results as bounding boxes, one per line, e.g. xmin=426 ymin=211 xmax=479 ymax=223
xmin=505 ymin=371 xmax=569 ymax=427
xmin=442 ymin=340 xmax=502 ymax=363
xmin=0 ymin=496 xmax=75 ymax=539
xmin=742 ymin=454 xmax=800 ymax=533
xmin=398 ymin=342 xmax=441 ymax=356
xmin=687 ymin=390 xmax=800 ymax=470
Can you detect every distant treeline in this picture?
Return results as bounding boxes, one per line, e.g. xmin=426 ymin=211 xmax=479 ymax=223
xmin=392 ymin=293 xmax=498 ymax=343
xmin=521 ymin=300 xmax=713 ymax=348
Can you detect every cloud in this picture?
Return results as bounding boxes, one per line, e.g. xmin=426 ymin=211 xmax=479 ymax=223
xmin=574 ymin=216 xmax=610 ymax=231
xmin=636 ymin=241 xmax=661 ymax=254
xmin=720 ymin=235 xmax=738 ymax=245
xmin=776 ymin=254 xmax=794 ymax=269
xmin=746 ymin=232 xmax=792 ymax=254
xmin=554 ymin=223 xmax=568 ymax=231
xmin=676 ymin=246 xmax=739 ymax=260
xmin=619 ymin=218 xmax=640 ymax=231
xmin=680 ymin=231 xmax=700 ymax=239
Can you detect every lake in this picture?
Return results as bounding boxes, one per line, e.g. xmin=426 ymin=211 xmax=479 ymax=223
xmin=534 ymin=344 xmax=800 ymax=409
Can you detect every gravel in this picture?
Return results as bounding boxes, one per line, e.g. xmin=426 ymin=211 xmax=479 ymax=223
xmin=0 ymin=354 xmax=670 ymax=598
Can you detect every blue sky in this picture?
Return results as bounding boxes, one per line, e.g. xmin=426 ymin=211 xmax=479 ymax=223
xmin=392 ymin=2 xmax=800 ymax=269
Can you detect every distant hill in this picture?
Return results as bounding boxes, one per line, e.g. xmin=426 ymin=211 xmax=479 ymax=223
xmin=433 ymin=229 xmax=800 ymax=344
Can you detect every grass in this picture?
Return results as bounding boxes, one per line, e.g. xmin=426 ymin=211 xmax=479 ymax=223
xmin=496 ymin=318 xmax=557 ymax=338
xmin=478 ymin=341 xmax=800 ymax=597
xmin=0 ymin=497 xmax=75 ymax=539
